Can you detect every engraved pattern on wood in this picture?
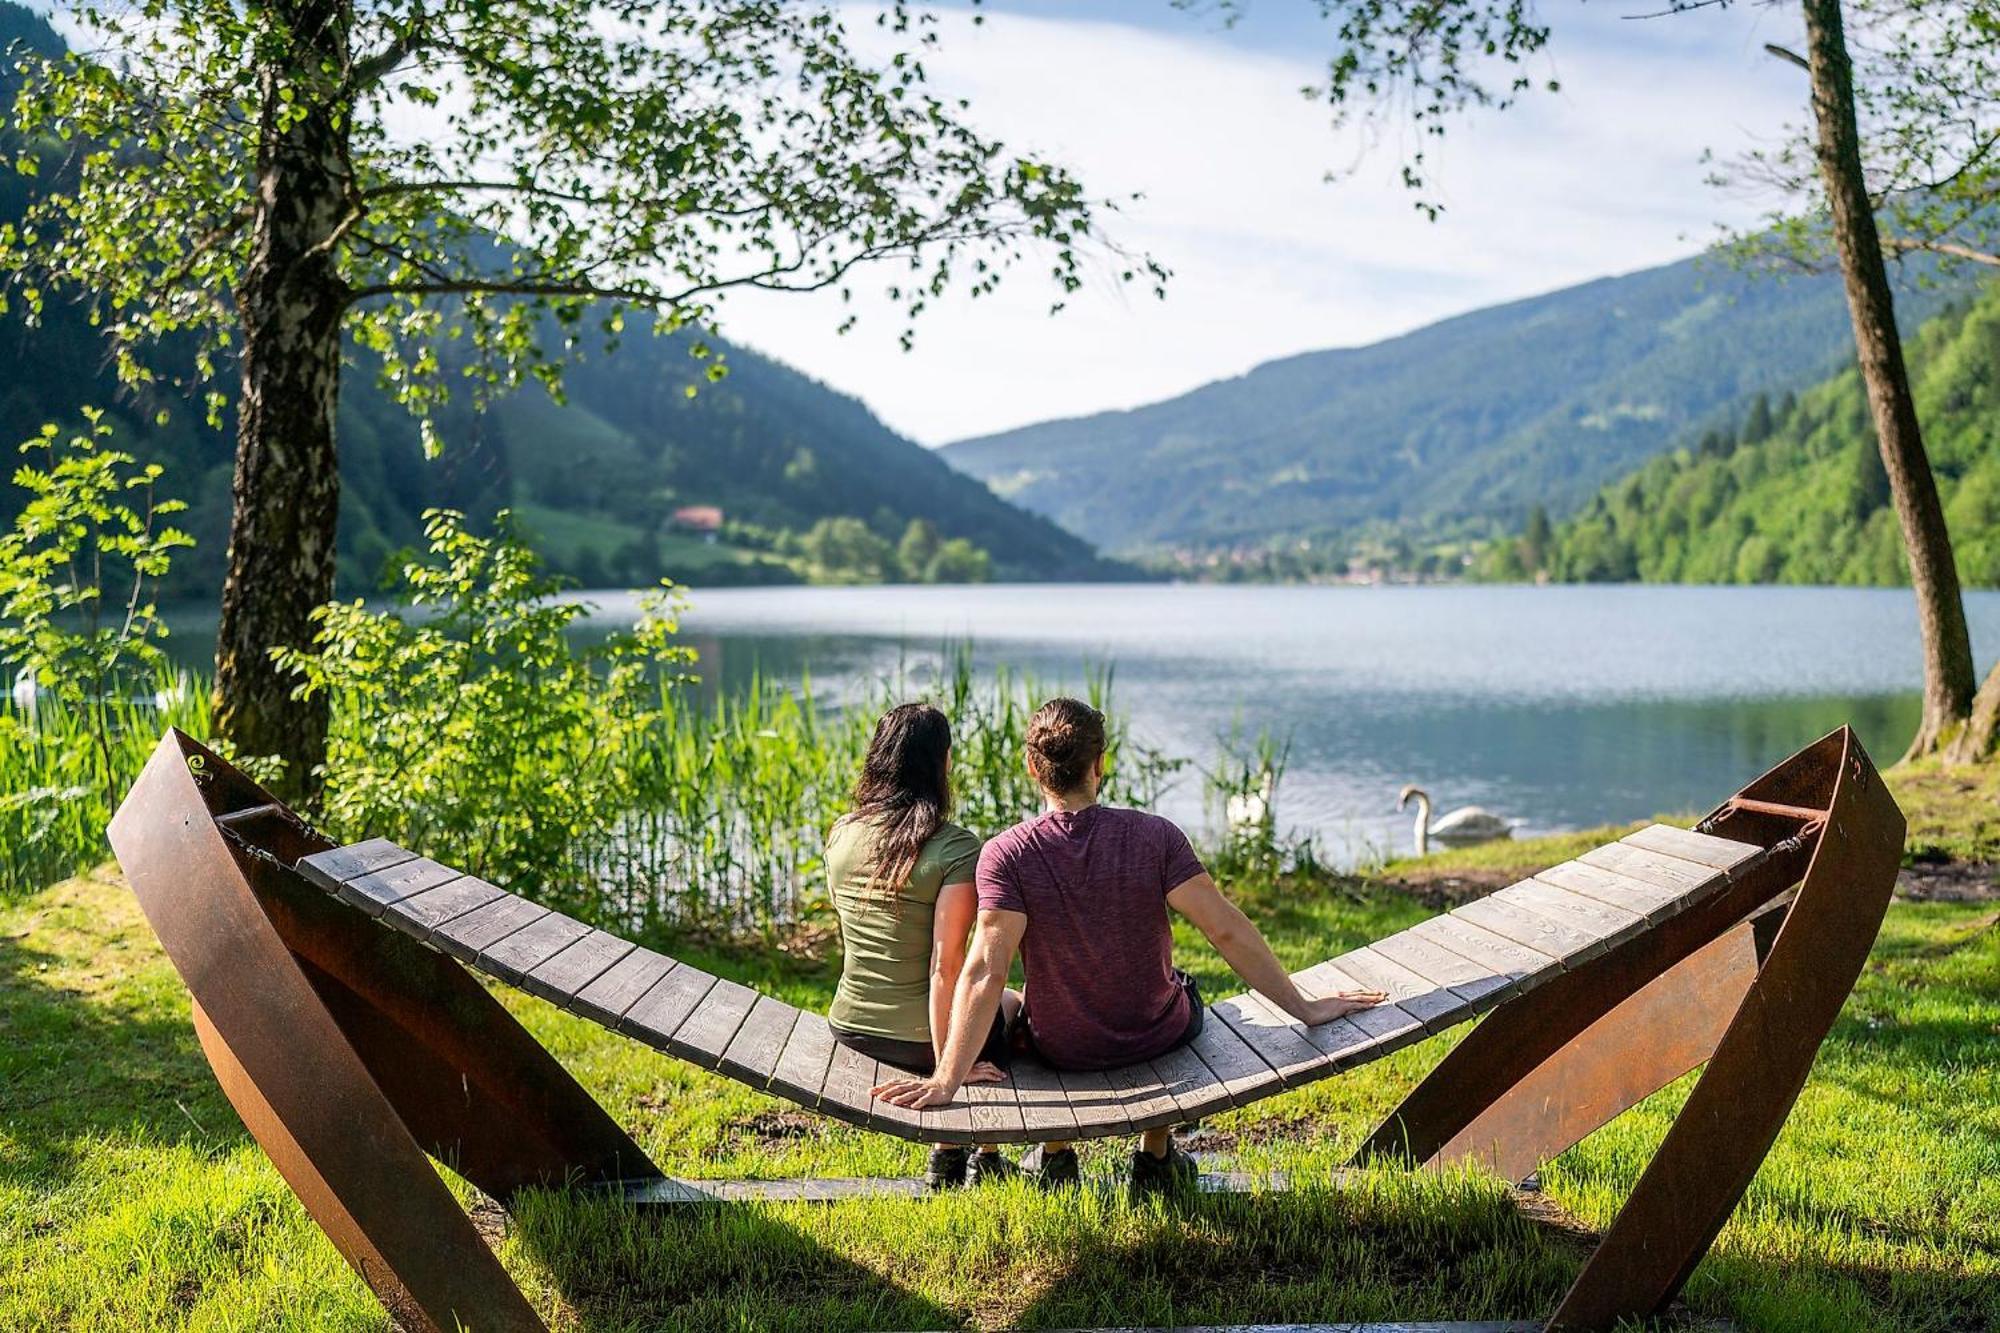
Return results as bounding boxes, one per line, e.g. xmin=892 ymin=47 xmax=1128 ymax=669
xmin=338 ymin=857 xmax=462 ymax=916
xmin=1536 ymin=859 xmax=1685 ymax=922
xmin=478 ymin=912 xmax=593 ymax=986
xmin=1294 ymin=960 xmax=1425 ymax=1055
xmin=1452 ymin=889 xmax=1608 ymax=963
xmin=1411 ymin=915 xmax=1560 ymax=995
xmin=667 ymin=979 xmax=760 ymax=1066
xmin=818 ymin=1041 xmax=881 ymax=1128
xmin=1502 ymin=878 xmax=1649 ymax=951
xmin=1208 ymin=993 xmax=1329 ymax=1085
xmin=1104 ymin=1060 xmax=1181 ymax=1132
xmin=621 ymin=964 xmax=719 ymax=1048
xmin=1055 ymin=1067 xmax=1132 ymax=1136
xmin=295 ymin=838 xmax=417 ymax=892
xmin=1149 ymin=1042 xmax=1232 ymax=1121
xmin=1623 ymin=823 xmax=1762 ymax=872
xmin=1372 ymin=928 xmax=1515 ymax=1003
xmin=570 ymin=950 xmax=677 ymax=1028
xmin=962 ymin=1078 xmax=1026 ymax=1144
xmin=767 ymin=1012 xmax=838 ymax=1108
xmin=1010 ymin=1060 xmax=1081 ymax=1138
xmin=1184 ymin=1012 xmax=1284 ymax=1105
xmin=1334 ymin=946 xmax=1471 ymax=1030
xmin=433 ymin=895 xmax=551 ymax=963
xmin=1578 ymin=842 xmax=1721 ymax=899
xmin=521 ymin=930 xmax=635 ymax=1007
xmin=385 ymin=875 xmax=506 ymax=939
xmin=718 ymin=995 xmax=802 ymax=1086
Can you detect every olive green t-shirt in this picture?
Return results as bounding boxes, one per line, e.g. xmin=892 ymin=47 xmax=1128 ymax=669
xmin=826 ymin=816 xmax=983 ymax=1043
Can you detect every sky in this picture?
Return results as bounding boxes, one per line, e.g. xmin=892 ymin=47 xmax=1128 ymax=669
xmin=712 ymin=0 xmax=1817 ymax=446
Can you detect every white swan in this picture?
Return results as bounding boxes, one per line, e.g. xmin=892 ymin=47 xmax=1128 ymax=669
xmin=11 ymin=667 xmax=38 ymax=715
xmin=1225 ymin=770 xmax=1275 ymax=833
xmin=1398 ymin=784 xmax=1512 ymax=856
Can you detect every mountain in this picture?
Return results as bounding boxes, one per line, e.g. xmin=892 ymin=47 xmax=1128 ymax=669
xmin=0 ymin=2 xmax=1113 ymax=596
xmin=1515 ymin=284 xmax=2000 ymax=588
xmin=941 ymin=249 xmax=1978 ymax=555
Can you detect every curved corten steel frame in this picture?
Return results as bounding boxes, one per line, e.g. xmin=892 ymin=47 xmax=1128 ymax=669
xmin=107 ymin=726 xmax=1902 ymax=1333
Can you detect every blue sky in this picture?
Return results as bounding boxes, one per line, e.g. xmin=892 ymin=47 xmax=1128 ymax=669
xmin=715 ymin=1 xmax=1819 ymax=444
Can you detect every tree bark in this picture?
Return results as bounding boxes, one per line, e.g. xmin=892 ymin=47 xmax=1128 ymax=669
xmin=211 ymin=0 xmax=353 ymax=801
xmin=1802 ymin=0 xmax=1977 ymax=762
xmin=1945 ymin=664 xmax=2000 ymax=765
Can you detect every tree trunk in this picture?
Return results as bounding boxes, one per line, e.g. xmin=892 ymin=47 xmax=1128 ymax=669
xmin=211 ymin=0 xmax=353 ymax=802
xmin=1945 ymin=664 xmax=2000 ymax=764
xmin=1801 ymin=0 xmax=1977 ymax=763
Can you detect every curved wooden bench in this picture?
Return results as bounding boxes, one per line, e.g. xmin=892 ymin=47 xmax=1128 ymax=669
xmin=107 ymin=725 xmax=1905 ymax=1333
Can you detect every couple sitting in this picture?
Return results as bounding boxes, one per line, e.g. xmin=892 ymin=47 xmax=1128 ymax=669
xmin=825 ymin=696 xmax=1385 ymax=1193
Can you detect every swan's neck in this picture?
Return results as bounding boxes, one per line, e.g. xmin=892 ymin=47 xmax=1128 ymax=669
xmin=1411 ymin=793 xmax=1431 ymax=856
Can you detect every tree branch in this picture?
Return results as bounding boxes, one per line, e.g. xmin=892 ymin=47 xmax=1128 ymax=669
xmin=1880 ymin=234 xmax=2000 ymax=269
xmin=362 ymin=179 xmax=599 ymax=205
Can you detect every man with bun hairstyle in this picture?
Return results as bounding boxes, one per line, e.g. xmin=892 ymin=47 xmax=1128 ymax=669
xmin=874 ymin=697 xmax=1385 ymax=1192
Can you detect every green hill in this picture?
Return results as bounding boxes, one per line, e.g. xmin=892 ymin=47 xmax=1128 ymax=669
xmin=0 ymin=2 xmax=1113 ymax=596
xmin=942 ymin=250 xmax=1976 ymax=557
xmin=1513 ymin=284 xmax=2000 ymax=588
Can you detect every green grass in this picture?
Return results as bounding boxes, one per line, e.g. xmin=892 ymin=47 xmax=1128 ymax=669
xmin=4 ymin=844 xmax=1995 ymax=1332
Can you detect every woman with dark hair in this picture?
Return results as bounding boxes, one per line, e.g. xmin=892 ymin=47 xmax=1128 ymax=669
xmin=827 ymin=702 xmax=1018 ymax=1189
xmin=875 ymin=696 xmax=1385 ymax=1194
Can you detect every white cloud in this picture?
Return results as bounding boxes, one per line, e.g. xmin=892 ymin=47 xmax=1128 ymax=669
xmin=710 ymin=3 xmax=1814 ymax=445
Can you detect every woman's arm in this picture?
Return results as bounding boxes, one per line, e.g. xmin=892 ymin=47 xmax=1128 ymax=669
xmin=928 ymin=881 xmax=977 ymax=1065
xmin=1167 ymin=873 xmax=1385 ymax=1025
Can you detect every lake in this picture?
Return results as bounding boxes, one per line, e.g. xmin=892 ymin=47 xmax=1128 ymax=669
xmin=558 ymin=582 xmax=2000 ymax=864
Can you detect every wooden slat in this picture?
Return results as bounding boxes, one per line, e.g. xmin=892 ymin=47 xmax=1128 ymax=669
xmin=570 ymin=949 xmax=677 ymax=1028
xmin=1010 ymin=1060 xmax=1081 ymax=1139
xmin=1332 ymin=946 xmax=1471 ymax=1031
xmin=1184 ymin=1012 xmax=1284 ymax=1106
xmin=817 ymin=1041 xmax=881 ymax=1129
xmin=336 ymin=857 xmax=463 ymax=916
xmin=1535 ymin=859 xmax=1685 ymax=922
xmin=1055 ymin=1067 xmax=1132 ymax=1137
xmin=1105 ymin=1057 xmax=1183 ymax=1131
xmin=520 ymin=929 xmax=635 ymax=1007
xmin=295 ymin=838 xmax=417 ymax=891
xmin=1293 ymin=961 xmax=1426 ymax=1056
xmin=1410 ymin=914 xmax=1560 ymax=993
xmin=664 ymin=978 xmax=760 ymax=1067
xmin=477 ymin=911 xmax=592 ymax=986
xmin=1577 ymin=842 xmax=1721 ymax=900
xmin=1372 ymin=927 xmax=1517 ymax=1004
xmin=620 ymin=963 xmax=719 ymax=1047
xmin=1208 ymin=993 xmax=1330 ymax=1086
xmin=766 ymin=1011 xmax=838 ymax=1108
xmin=962 ymin=1077 xmax=1026 ymax=1144
xmin=1451 ymin=887 xmax=1608 ymax=964
xmin=717 ymin=995 xmax=801 ymax=1087
xmin=383 ymin=875 xmax=506 ymax=938
xmin=1148 ymin=1042 xmax=1232 ymax=1121
xmin=432 ymin=895 xmax=550 ymax=963
xmin=1623 ymin=823 xmax=1762 ymax=872
xmin=1501 ymin=877 xmax=1648 ymax=950
xmin=920 ymin=1097 xmax=974 ymax=1141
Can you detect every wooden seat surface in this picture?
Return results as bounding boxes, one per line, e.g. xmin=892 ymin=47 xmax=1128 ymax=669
xmin=296 ymin=824 xmax=1765 ymax=1145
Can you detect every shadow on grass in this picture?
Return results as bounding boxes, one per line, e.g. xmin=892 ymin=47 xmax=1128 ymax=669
xmin=505 ymin=1188 xmax=962 ymax=1332
xmin=0 ymin=922 xmax=240 ymax=1193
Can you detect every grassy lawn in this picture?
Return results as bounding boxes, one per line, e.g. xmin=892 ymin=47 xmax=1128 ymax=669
xmin=3 ymin=844 xmax=1995 ymax=1331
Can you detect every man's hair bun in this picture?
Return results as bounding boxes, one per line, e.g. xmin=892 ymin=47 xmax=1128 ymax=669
xmin=1025 ymin=697 xmax=1106 ymax=794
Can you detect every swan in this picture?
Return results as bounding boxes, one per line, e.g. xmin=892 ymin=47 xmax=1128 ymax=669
xmin=10 ymin=667 xmax=38 ymax=714
xmin=1398 ymin=784 xmax=1511 ymax=856
xmin=1225 ymin=770 xmax=1275 ymax=833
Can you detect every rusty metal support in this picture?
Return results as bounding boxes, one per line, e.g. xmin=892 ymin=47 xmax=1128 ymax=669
xmin=107 ymin=730 xmax=663 ymax=1333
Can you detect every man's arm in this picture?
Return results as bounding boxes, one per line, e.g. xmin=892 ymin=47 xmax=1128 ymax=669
xmin=1166 ymin=873 xmax=1385 ymax=1025
xmin=874 ymin=907 xmax=1026 ymax=1108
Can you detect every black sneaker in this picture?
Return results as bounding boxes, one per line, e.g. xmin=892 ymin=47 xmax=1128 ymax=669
xmin=967 ymin=1150 xmax=1020 ymax=1186
xmin=1022 ymin=1144 xmax=1081 ymax=1190
xmin=1129 ymin=1142 xmax=1199 ymax=1197
xmin=925 ymin=1146 xmax=969 ymax=1192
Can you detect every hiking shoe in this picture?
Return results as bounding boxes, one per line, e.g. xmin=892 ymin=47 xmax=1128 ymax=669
xmin=1022 ymin=1145 xmax=1081 ymax=1190
xmin=925 ymin=1146 xmax=970 ymax=1192
xmin=1129 ymin=1143 xmax=1200 ymax=1197
xmin=967 ymin=1150 xmax=1021 ymax=1186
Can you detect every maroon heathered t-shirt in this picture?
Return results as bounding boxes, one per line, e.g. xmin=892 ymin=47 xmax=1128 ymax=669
xmin=975 ymin=804 xmax=1206 ymax=1070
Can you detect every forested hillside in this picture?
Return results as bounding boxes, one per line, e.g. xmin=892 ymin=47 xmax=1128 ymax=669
xmin=944 ymin=248 xmax=1974 ymax=556
xmin=0 ymin=2 xmax=1111 ymax=597
xmin=1505 ymin=284 xmax=2000 ymax=587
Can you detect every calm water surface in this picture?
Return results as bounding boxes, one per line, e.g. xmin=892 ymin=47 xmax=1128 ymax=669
xmin=559 ymin=583 xmax=2000 ymax=863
